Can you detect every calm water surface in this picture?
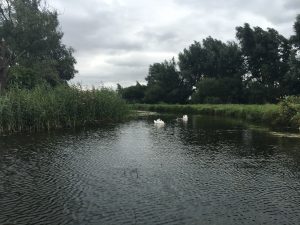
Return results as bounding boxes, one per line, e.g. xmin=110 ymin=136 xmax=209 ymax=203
xmin=0 ymin=115 xmax=300 ymax=225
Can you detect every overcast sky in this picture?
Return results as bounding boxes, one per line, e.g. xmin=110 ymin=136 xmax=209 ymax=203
xmin=49 ymin=0 xmax=300 ymax=88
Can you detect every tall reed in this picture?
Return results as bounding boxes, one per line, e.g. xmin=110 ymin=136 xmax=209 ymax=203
xmin=0 ymin=85 xmax=128 ymax=133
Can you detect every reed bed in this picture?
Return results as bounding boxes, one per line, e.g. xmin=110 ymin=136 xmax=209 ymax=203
xmin=0 ymin=85 xmax=128 ymax=133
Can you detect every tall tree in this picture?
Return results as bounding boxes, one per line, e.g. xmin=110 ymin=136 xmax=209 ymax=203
xmin=178 ymin=41 xmax=205 ymax=89
xmin=118 ymin=82 xmax=147 ymax=103
xmin=284 ymin=14 xmax=300 ymax=95
xmin=178 ymin=37 xmax=245 ymax=89
xmin=290 ymin=14 xmax=300 ymax=48
xmin=0 ymin=0 xmax=77 ymax=89
xmin=236 ymin=24 xmax=290 ymax=88
xmin=178 ymin=37 xmax=245 ymax=101
xmin=145 ymin=58 xmax=189 ymax=103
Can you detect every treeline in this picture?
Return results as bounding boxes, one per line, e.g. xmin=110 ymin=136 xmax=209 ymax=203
xmin=119 ymin=15 xmax=300 ymax=104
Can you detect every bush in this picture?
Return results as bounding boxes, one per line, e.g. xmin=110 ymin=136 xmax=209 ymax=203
xmin=277 ymin=96 xmax=300 ymax=127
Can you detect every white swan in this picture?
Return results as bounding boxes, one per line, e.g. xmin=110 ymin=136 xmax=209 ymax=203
xmin=154 ymin=119 xmax=165 ymax=125
xmin=182 ymin=115 xmax=188 ymax=122
xmin=176 ymin=115 xmax=188 ymax=122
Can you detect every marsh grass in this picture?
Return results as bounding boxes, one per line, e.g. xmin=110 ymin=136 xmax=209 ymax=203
xmin=0 ymin=85 xmax=128 ymax=133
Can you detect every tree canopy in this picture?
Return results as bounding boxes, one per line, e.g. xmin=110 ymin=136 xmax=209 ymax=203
xmin=117 ymin=82 xmax=147 ymax=103
xmin=121 ymin=14 xmax=300 ymax=104
xmin=178 ymin=37 xmax=245 ymax=100
xmin=236 ymin=24 xmax=290 ymax=86
xmin=145 ymin=58 xmax=189 ymax=103
xmin=291 ymin=15 xmax=300 ymax=48
xmin=0 ymin=0 xmax=77 ymax=90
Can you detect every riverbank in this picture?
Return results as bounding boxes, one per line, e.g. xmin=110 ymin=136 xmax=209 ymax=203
xmin=0 ymin=85 xmax=129 ymax=134
xmin=132 ymin=103 xmax=300 ymax=128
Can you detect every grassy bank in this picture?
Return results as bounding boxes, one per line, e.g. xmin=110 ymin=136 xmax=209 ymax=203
xmin=0 ymin=85 xmax=129 ymax=133
xmin=132 ymin=103 xmax=300 ymax=128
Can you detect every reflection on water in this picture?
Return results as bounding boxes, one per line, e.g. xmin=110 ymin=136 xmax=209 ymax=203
xmin=0 ymin=115 xmax=300 ymax=225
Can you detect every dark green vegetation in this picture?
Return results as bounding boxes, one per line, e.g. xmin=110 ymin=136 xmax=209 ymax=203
xmin=0 ymin=0 xmax=128 ymax=134
xmin=0 ymin=0 xmax=77 ymax=90
xmin=133 ymin=98 xmax=300 ymax=129
xmin=0 ymin=85 xmax=128 ymax=133
xmin=119 ymin=15 xmax=300 ymax=105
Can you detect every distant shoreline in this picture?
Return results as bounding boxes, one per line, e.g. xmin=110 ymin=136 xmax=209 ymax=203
xmin=131 ymin=103 xmax=300 ymax=129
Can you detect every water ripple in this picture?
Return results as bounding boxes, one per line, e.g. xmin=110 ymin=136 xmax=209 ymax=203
xmin=0 ymin=116 xmax=300 ymax=225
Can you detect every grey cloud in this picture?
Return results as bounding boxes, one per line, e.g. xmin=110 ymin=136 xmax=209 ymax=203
xmin=137 ymin=30 xmax=178 ymax=43
xmin=51 ymin=0 xmax=298 ymax=87
xmin=105 ymin=52 xmax=175 ymax=68
xmin=73 ymin=65 xmax=148 ymax=87
xmin=174 ymin=0 xmax=299 ymax=25
xmin=106 ymin=57 xmax=150 ymax=68
xmin=284 ymin=0 xmax=300 ymax=9
xmin=60 ymin=12 xmax=144 ymax=53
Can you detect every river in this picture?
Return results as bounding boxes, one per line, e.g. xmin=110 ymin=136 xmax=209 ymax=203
xmin=0 ymin=115 xmax=300 ymax=225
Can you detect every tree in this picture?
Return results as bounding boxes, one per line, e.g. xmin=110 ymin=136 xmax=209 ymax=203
xmin=118 ymin=82 xmax=147 ymax=103
xmin=236 ymin=23 xmax=291 ymax=101
xmin=284 ymin=14 xmax=300 ymax=95
xmin=178 ymin=41 xmax=206 ymax=89
xmin=145 ymin=58 xmax=189 ymax=103
xmin=178 ymin=37 xmax=245 ymax=102
xmin=290 ymin=14 xmax=300 ymax=48
xmin=191 ymin=77 xmax=244 ymax=103
xmin=178 ymin=37 xmax=245 ymax=89
xmin=0 ymin=0 xmax=77 ymax=90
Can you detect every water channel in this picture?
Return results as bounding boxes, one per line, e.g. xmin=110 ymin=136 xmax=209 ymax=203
xmin=1 ymin=115 xmax=300 ymax=225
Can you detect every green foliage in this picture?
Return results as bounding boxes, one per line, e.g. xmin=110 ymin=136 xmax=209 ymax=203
xmin=178 ymin=37 xmax=245 ymax=88
xmin=277 ymin=96 xmax=300 ymax=127
xmin=0 ymin=0 xmax=77 ymax=89
xmin=7 ymin=65 xmax=42 ymax=89
xmin=138 ymin=15 xmax=300 ymax=104
xmin=134 ymin=101 xmax=300 ymax=128
xmin=145 ymin=58 xmax=190 ymax=103
xmin=202 ymin=97 xmax=222 ymax=104
xmin=284 ymin=15 xmax=300 ymax=95
xmin=118 ymin=82 xmax=146 ymax=103
xmin=281 ymin=95 xmax=300 ymax=104
xmin=144 ymin=84 xmax=164 ymax=103
xmin=191 ymin=77 xmax=243 ymax=103
xmin=243 ymin=81 xmax=282 ymax=104
xmin=236 ymin=24 xmax=290 ymax=82
xmin=290 ymin=15 xmax=300 ymax=48
xmin=236 ymin=23 xmax=291 ymax=102
xmin=0 ymin=85 xmax=128 ymax=133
